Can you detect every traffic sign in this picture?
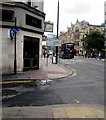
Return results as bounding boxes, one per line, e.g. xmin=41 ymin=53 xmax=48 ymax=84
xmin=46 ymin=38 xmax=61 ymax=46
xmin=8 ymin=28 xmax=20 ymax=40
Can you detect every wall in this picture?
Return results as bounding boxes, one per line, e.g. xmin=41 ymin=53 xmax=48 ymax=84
xmin=2 ymin=28 xmax=42 ymax=74
xmin=2 ymin=6 xmax=45 ymax=33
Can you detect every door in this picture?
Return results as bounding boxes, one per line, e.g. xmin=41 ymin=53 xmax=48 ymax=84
xmin=23 ymin=36 xmax=39 ymax=70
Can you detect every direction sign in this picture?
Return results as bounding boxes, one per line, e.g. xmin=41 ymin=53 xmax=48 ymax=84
xmin=46 ymin=38 xmax=61 ymax=46
xmin=8 ymin=28 xmax=20 ymax=40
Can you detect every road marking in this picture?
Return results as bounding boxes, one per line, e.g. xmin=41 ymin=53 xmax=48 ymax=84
xmin=0 ymin=80 xmax=32 ymax=84
xmin=48 ymin=73 xmax=66 ymax=78
xmin=47 ymin=79 xmax=53 ymax=82
xmin=75 ymin=99 xmax=80 ymax=104
xmin=1 ymin=79 xmax=53 ymax=85
xmin=69 ymin=69 xmax=77 ymax=77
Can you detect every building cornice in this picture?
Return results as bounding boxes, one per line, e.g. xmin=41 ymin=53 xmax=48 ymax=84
xmin=0 ymin=2 xmax=46 ymax=18
xmin=1 ymin=25 xmax=44 ymax=34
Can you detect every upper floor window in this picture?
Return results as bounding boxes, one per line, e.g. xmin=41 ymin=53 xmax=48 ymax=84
xmin=26 ymin=14 xmax=42 ymax=29
xmin=74 ymin=41 xmax=79 ymax=46
xmin=0 ymin=9 xmax=14 ymax=22
xmin=27 ymin=0 xmax=31 ymax=6
xmin=75 ymin=29 xmax=79 ymax=32
xmin=27 ymin=2 xmax=31 ymax=6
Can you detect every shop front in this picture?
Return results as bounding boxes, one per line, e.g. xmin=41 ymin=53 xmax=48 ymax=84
xmin=23 ymin=36 xmax=39 ymax=70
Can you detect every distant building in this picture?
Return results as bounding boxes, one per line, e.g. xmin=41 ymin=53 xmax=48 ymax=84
xmin=59 ymin=19 xmax=104 ymax=55
xmin=0 ymin=0 xmax=45 ymax=74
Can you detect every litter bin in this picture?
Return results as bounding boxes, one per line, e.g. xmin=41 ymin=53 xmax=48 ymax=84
xmin=52 ymin=56 xmax=56 ymax=64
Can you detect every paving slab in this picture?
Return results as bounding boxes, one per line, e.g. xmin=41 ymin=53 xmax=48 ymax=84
xmin=2 ymin=104 xmax=104 ymax=119
xmin=2 ymin=58 xmax=72 ymax=82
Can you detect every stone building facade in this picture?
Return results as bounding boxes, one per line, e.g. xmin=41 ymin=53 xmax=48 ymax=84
xmin=59 ymin=19 xmax=103 ymax=55
xmin=0 ymin=0 xmax=45 ymax=74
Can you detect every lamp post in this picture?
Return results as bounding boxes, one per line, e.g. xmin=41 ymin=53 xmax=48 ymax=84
xmin=56 ymin=0 xmax=59 ymax=64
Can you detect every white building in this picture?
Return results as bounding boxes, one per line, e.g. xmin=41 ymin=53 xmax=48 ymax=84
xmin=0 ymin=0 xmax=45 ymax=74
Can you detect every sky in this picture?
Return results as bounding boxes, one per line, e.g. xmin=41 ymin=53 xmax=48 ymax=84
xmin=44 ymin=0 xmax=105 ymax=35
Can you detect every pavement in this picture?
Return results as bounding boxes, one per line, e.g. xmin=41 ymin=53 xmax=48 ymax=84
xmin=2 ymin=57 xmax=72 ymax=83
xmin=2 ymin=104 xmax=104 ymax=119
xmin=1 ymin=57 xmax=105 ymax=119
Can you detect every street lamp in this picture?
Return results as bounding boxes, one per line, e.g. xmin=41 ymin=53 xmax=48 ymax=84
xmin=56 ymin=0 xmax=59 ymax=64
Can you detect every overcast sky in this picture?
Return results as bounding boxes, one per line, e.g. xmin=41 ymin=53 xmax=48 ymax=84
xmin=44 ymin=0 xmax=105 ymax=35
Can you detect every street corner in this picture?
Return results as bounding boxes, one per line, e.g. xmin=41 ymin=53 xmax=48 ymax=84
xmin=47 ymin=66 xmax=74 ymax=79
xmin=47 ymin=73 xmax=67 ymax=79
xmin=68 ymin=69 xmax=77 ymax=78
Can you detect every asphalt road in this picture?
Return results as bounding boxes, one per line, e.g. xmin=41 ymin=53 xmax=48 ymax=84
xmin=2 ymin=56 xmax=104 ymax=107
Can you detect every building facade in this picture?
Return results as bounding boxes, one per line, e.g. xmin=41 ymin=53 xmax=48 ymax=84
xmin=59 ymin=19 xmax=103 ymax=55
xmin=0 ymin=0 xmax=45 ymax=74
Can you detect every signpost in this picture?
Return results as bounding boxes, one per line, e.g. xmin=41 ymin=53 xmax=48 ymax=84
xmin=14 ymin=17 xmax=17 ymax=75
xmin=11 ymin=17 xmax=20 ymax=75
xmin=46 ymin=38 xmax=61 ymax=46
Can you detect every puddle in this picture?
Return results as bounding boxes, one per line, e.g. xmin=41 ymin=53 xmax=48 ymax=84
xmin=2 ymin=89 xmax=18 ymax=96
xmin=2 ymin=79 xmax=53 ymax=98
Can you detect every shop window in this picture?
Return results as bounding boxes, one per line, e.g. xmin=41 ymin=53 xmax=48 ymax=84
xmin=0 ymin=9 xmax=14 ymax=22
xmin=26 ymin=14 xmax=42 ymax=29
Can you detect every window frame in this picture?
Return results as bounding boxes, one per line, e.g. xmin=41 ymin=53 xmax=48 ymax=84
xmin=0 ymin=9 xmax=15 ymax=22
xmin=26 ymin=14 xmax=42 ymax=29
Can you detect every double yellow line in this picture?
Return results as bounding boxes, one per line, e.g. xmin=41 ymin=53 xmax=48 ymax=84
xmin=69 ymin=69 xmax=77 ymax=77
xmin=0 ymin=80 xmax=32 ymax=84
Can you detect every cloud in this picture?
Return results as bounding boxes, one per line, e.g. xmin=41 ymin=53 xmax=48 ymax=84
xmin=64 ymin=1 xmax=92 ymax=15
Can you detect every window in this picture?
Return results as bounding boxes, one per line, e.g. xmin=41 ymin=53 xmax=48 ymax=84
xmin=26 ymin=14 xmax=42 ymax=29
xmin=27 ymin=0 xmax=31 ymax=6
xmin=75 ymin=29 xmax=79 ymax=32
xmin=0 ymin=9 xmax=14 ymax=22
xmin=27 ymin=2 xmax=31 ymax=6
xmin=74 ymin=41 xmax=79 ymax=46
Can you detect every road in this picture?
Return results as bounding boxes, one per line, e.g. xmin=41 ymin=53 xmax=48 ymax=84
xmin=2 ymin=56 xmax=104 ymax=107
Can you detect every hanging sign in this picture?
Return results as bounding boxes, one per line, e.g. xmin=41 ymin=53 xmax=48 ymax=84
xmin=44 ymin=22 xmax=53 ymax=32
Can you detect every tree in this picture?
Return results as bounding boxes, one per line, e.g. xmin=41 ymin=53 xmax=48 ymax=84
xmin=82 ymin=30 xmax=104 ymax=51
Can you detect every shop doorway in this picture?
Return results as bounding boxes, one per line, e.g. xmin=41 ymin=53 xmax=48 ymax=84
xmin=23 ymin=36 xmax=39 ymax=70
